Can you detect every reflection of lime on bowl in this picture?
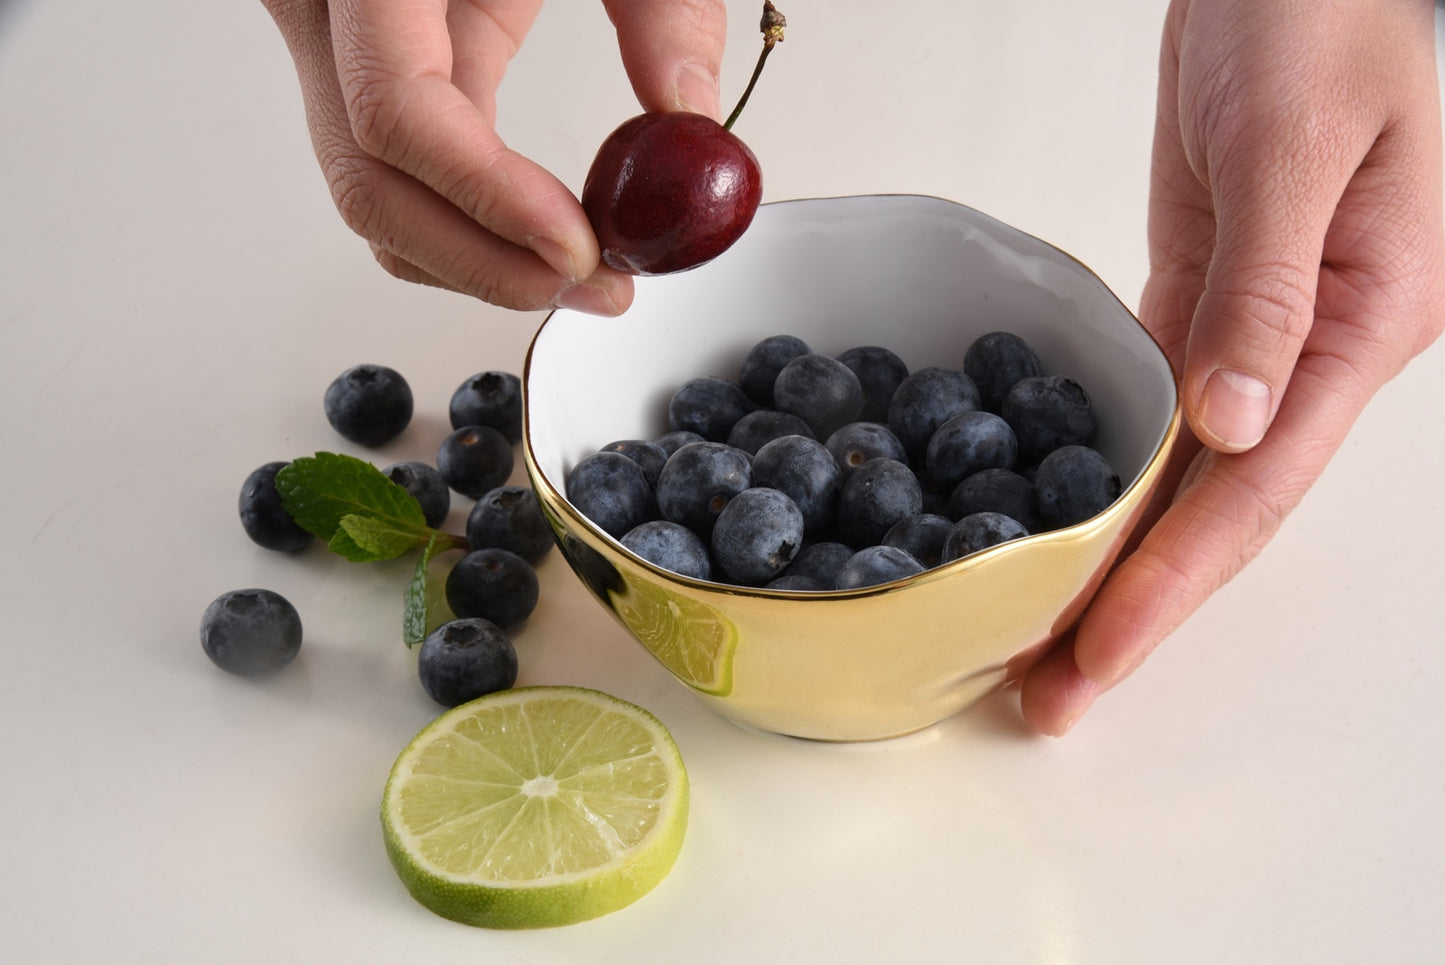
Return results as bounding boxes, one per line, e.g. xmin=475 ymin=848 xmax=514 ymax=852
xmin=523 ymin=195 xmax=1180 ymax=741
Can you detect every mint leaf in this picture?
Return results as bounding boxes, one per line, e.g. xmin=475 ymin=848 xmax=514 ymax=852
xmin=338 ymin=513 xmax=432 ymax=561
xmin=276 ymin=452 xmax=429 ymax=542
xmin=404 ymin=532 xmax=442 ymax=647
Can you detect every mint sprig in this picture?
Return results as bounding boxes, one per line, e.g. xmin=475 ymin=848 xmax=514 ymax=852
xmin=277 ymin=452 xmax=467 ymax=644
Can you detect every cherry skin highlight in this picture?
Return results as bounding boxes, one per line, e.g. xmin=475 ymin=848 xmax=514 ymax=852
xmin=581 ymin=112 xmax=763 ymax=276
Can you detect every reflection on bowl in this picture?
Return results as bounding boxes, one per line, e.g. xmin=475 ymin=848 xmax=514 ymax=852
xmin=523 ymin=195 xmax=1180 ymax=741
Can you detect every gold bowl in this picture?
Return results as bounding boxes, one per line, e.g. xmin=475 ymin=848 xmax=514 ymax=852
xmin=522 ymin=195 xmax=1180 ymax=741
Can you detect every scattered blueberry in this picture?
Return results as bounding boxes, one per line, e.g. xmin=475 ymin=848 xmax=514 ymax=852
xmin=437 ymin=425 xmax=515 ymax=499
xmin=750 ymin=434 xmax=843 ymax=537
xmin=726 ymin=409 xmax=816 ymax=455
xmin=710 ymin=487 xmax=804 ymax=585
xmin=448 ymin=371 xmax=523 ymax=443
xmin=836 ymin=457 xmax=923 ymax=549
xmin=621 ymin=520 xmax=713 ymax=581
xmin=964 ymin=331 xmax=1044 ymax=412
xmin=323 ymin=363 xmax=413 ymax=447
xmin=924 ymin=410 xmax=1019 ymax=491
xmin=837 ymin=345 xmax=910 ymax=424
xmin=417 ymin=618 xmax=518 ymax=707
xmin=239 ymin=461 xmax=313 ymax=552
xmin=772 ymin=354 xmax=864 ymax=440
xmin=200 ymin=588 xmax=302 ymax=676
xmin=654 ymin=441 xmax=753 ymax=540
xmin=835 ymin=545 xmax=926 ymax=590
xmin=565 ymin=451 xmax=656 ymax=539
xmin=882 ymin=513 xmax=954 ymax=568
xmin=599 ymin=438 xmax=670 ymax=488
xmin=466 ymin=485 xmax=554 ymax=563
xmin=824 ymin=421 xmax=908 ymax=476
xmin=1033 ymin=445 xmax=1121 ymax=529
xmin=1002 ymin=375 xmax=1097 ymax=465
xmin=383 ymin=460 xmax=451 ymax=528
xmin=947 ymin=468 xmax=1040 ymax=532
xmin=887 ymin=366 xmax=980 ymax=462
xmin=943 ymin=512 xmax=1030 ymax=561
xmin=667 ymin=376 xmax=755 ymax=442
xmin=738 ymin=334 xmax=812 ymax=406
xmin=444 ymin=548 xmax=540 ymax=629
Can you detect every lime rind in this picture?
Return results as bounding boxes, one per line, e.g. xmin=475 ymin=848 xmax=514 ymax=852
xmin=381 ymin=686 xmax=689 ymax=929
xmin=608 ymin=573 xmax=738 ymax=697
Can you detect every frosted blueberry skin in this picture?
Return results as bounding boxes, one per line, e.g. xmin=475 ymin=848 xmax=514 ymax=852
xmin=780 ymin=540 xmax=854 ymax=584
xmin=655 ymin=441 xmax=753 ymax=540
xmin=239 ymin=461 xmax=313 ymax=553
xmin=824 ymin=422 xmax=908 ymax=477
xmin=667 ymin=376 xmax=756 ymax=442
xmin=1033 ymin=445 xmax=1122 ymax=529
xmin=925 ymin=410 xmax=1020 ymax=491
xmin=835 ymin=544 xmax=926 ymax=590
xmin=738 ymin=334 xmax=812 ymax=407
xmin=772 ymin=354 xmax=864 ymax=441
xmin=836 ymin=457 xmax=924 ymax=549
xmin=765 ymin=573 xmax=828 ymax=592
xmin=1001 ymin=375 xmax=1098 ymax=465
xmin=444 ymin=548 xmax=540 ymax=630
xmin=726 ymin=409 xmax=816 ymax=455
xmin=837 ymin=345 xmax=910 ymax=424
xmin=964 ymin=331 xmax=1044 ymax=413
xmin=654 ymin=430 xmax=706 ymax=456
xmin=711 ymin=487 xmax=805 ymax=586
xmin=600 ymin=438 xmax=670 ymax=489
xmin=466 ymin=485 xmax=555 ymax=564
xmin=750 ymin=435 xmax=843 ymax=538
xmin=323 ymin=363 xmax=413 ymax=447
xmin=417 ymin=618 xmax=518 ymax=708
xmin=621 ymin=520 xmax=713 ymax=581
xmin=200 ymin=588 xmax=302 ymax=676
xmin=882 ymin=513 xmax=955 ymax=568
xmin=448 ymin=370 xmax=523 ymax=443
xmin=943 ymin=512 xmax=1030 ymax=562
xmin=887 ymin=366 xmax=981 ymax=463
xmin=947 ymin=468 xmax=1041 ymax=533
xmin=437 ymin=425 xmax=514 ymax=499
xmin=566 ymin=451 xmax=656 ymax=539
xmin=383 ymin=461 xmax=451 ymax=529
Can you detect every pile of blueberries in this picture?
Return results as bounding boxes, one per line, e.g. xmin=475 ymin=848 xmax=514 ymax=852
xmin=205 ymin=364 xmax=549 ymax=709
xmin=566 ymin=331 xmax=1122 ymax=590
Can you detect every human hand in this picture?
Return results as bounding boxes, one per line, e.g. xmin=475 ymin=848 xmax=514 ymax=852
xmin=260 ymin=0 xmax=728 ymax=314
xmin=1020 ymin=0 xmax=1445 ymax=733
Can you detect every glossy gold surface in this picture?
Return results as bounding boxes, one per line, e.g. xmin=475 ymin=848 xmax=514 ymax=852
xmin=523 ymin=195 xmax=1181 ymax=741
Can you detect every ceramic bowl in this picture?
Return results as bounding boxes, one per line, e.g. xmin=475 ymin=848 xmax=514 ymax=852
xmin=522 ymin=194 xmax=1180 ymax=741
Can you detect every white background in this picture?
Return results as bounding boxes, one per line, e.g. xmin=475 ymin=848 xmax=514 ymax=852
xmin=2 ymin=2 xmax=1442 ymax=962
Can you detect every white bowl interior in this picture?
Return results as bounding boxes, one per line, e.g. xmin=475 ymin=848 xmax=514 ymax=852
xmin=527 ymin=195 xmax=1176 ymax=513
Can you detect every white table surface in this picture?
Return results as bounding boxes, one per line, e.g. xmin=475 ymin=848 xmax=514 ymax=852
xmin=4 ymin=2 xmax=1443 ymax=962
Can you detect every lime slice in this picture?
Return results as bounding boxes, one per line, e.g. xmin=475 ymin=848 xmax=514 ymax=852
xmin=608 ymin=572 xmax=737 ymax=696
xmin=381 ymin=686 xmax=689 ymax=929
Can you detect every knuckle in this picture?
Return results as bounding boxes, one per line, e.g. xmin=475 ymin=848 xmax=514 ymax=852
xmin=325 ymin=155 xmax=388 ymax=242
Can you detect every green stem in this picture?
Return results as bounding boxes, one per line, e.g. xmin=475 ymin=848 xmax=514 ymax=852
xmin=724 ymin=2 xmax=786 ymax=132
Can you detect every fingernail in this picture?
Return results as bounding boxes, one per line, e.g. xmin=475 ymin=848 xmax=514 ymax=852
xmin=554 ymin=282 xmax=621 ymax=317
xmin=1199 ymin=369 xmax=1271 ymax=450
xmin=673 ymin=62 xmax=721 ymax=119
xmin=528 ymin=235 xmax=580 ymax=282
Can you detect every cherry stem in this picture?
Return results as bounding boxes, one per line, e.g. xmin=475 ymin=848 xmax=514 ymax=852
xmin=724 ymin=2 xmax=786 ymax=132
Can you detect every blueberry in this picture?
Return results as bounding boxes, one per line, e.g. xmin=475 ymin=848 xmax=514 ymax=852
xmin=654 ymin=441 xmax=752 ymax=540
xmin=1033 ymin=445 xmax=1121 ymax=529
xmin=725 ymin=409 xmax=816 ymax=455
xmin=738 ymin=334 xmax=812 ymax=406
xmin=437 ymin=425 xmax=514 ymax=499
xmin=1001 ymin=375 xmax=1097 ymax=465
xmin=238 ymin=461 xmax=313 ymax=552
xmin=924 ymin=410 xmax=1019 ymax=491
xmin=200 ymin=588 xmax=302 ymax=676
xmin=323 ymin=363 xmax=413 ymax=447
xmin=942 ymin=512 xmax=1030 ymax=562
xmin=383 ymin=461 xmax=451 ymax=528
xmin=599 ymin=438 xmax=670 ymax=488
xmin=466 ymin=485 xmax=554 ymax=563
xmin=444 ymin=548 xmax=540 ymax=629
xmin=780 ymin=540 xmax=854 ymax=584
xmin=565 ymin=450 xmax=656 ymax=539
xmin=947 ymin=468 xmax=1040 ymax=532
xmin=620 ymin=520 xmax=713 ymax=581
xmin=834 ymin=545 xmax=925 ymax=590
xmin=750 ymin=434 xmax=843 ymax=537
xmin=836 ymin=345 xmax=910 ymax=424
xmin=887 ymin=366 xmax=981 ymax=462
xmin=766 ymin=573 xmax=828 ymax=592
xmin=710 ymin=488 xmax=804 ymax=585
xmin=417 ymin=618 xmax=518 ymax=707
xmin=963 ymin=331 xmax=1044 ymax=413
xmin=654 ymin=430 xmax=706 ymax=456
xmin=825 ymin=421 xmax=907 ymax=476
xmin=772 ymin=354 xmax=864 ymax=440
xmin=667 ymin=376 xmax=755 ymax=442
xmin=836 ymin=457 xmax=923 ymax=548
xmin=448 ymin=371 xmax=523 ymax=443
xmin=882 ymin=513 xmax=954 ymax=568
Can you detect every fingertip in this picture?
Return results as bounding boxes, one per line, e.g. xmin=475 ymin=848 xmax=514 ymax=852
xmin=553 ymin=267 xmax=634 ymax=317
xmin=673 ymin=61 xmax=722 ymax=120
xmin=1194 ymin=367 xmax=1272 ymax=452
xmin=1018 ymin=639 xmax=1100 ymax=737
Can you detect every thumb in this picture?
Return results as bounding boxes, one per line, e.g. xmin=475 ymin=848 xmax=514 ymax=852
xmin=601 ymin=0 xmax=728 ymax=121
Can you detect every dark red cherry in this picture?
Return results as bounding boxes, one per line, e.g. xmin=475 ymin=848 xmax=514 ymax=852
xmin=581 ymin=112 xmax=763 ymax=276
